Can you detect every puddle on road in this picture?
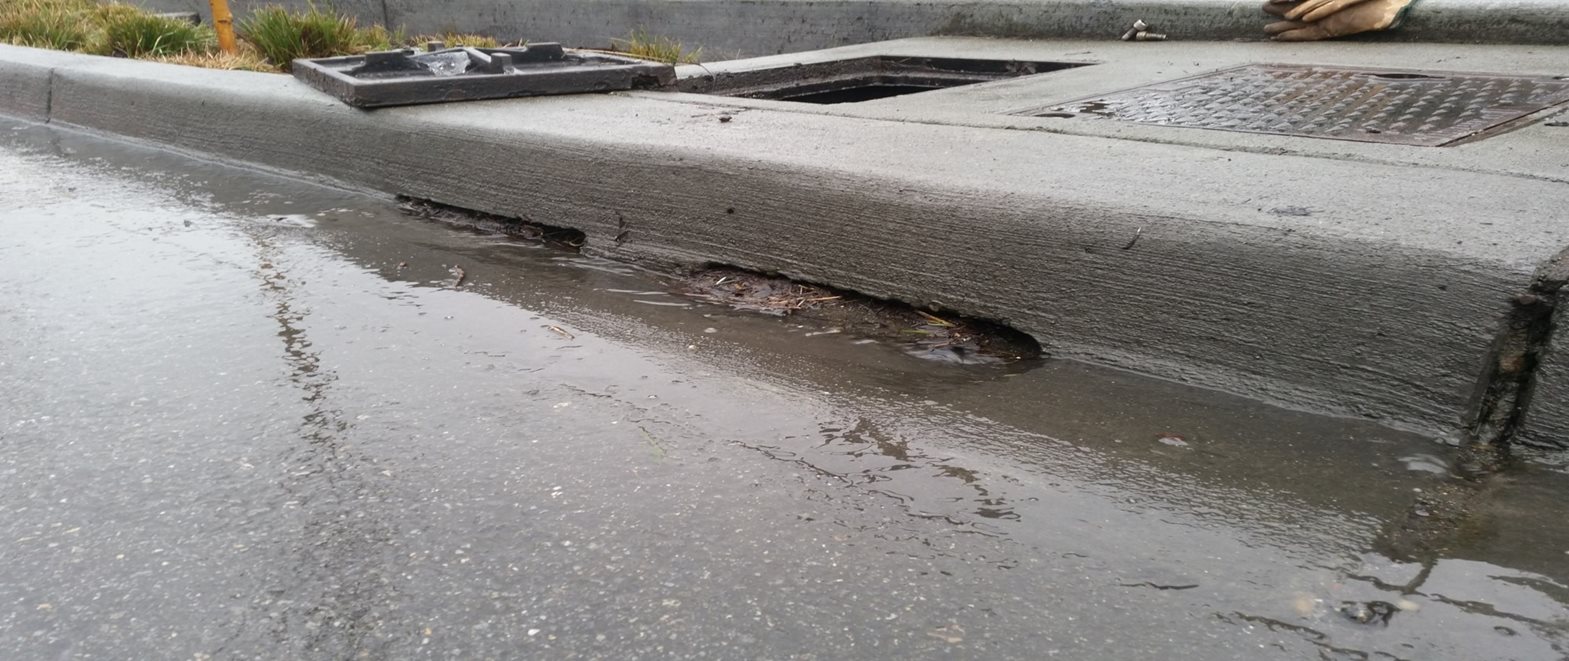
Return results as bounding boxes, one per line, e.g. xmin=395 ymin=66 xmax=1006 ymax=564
xmin=3 ymin=120 xmax=1567 ymax=659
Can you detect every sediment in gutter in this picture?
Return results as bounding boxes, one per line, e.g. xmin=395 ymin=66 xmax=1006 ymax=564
xmin=675 ymin=265 xmax=1043 ymax=364
xmin=397 ymin=196 xmax=1043 ymax=365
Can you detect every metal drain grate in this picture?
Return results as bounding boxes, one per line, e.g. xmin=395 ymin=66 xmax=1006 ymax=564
xmin=1027 ymin=65 xmax=1569 ymax=146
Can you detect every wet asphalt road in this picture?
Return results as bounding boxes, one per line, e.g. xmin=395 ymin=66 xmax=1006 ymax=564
xmin=2 ymin=122 xmax=1567 ymax=660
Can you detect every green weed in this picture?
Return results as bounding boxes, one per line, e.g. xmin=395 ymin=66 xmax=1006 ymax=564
xmin=612 ymin=29 xmax=701 ymax=64
xmin=0 ymin=12 xmax=91 ymax=50
xmin=356 ymin=23 xmax=412 ymax=52
xmin=413 ymin=31 xmax=500 ymax=49
xmin=238 ymin=4 xmax=361 ymax=70
xmin=0 ymin=0 xmax=500 ymax=76
xmin=153 ymin=43 xmax=275 ymax=72
xmin=101 ymin=11 xmax=212 ymax=57
xmin=0 ymin=0 xmax=98 ymax=51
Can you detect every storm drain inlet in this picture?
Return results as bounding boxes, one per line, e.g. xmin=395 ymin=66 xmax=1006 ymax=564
xmin=1021 ymin=64 xmax=1569 ymax=146
xmin=682 ymin=56 xmax=1091 ymax=104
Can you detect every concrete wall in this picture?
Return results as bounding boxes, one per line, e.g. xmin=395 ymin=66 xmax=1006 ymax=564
xmin=132 ymin=0 xmax=1569 ymax=56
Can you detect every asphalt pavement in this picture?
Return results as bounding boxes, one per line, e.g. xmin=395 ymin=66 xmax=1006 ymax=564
xmin=2 ymin=123 xmax=1566 ymax=659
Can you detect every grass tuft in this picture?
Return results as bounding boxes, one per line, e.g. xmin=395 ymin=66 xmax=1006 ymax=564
xmin=414 ymin=31 xmax=500 ymax=49
xmin=0 ymin=0 xmax=502 ymax=74
xmin=356 ymin=23 xmax=413 ymax=52
xmin=101 ymin=11 xmax=212 ymax=57
xmin=91 ymin=2 xmax=145 ymax=24
xmin=152 ymin=43 xmax=275 ymax=71
xmin=612 ymin=29 xmax=701 ymax=64
xmin=238 ymin=4 xmax=362 ymax=70
xmin=0 ymin=12 xmax=92 ymax=50
xmin=0 ymin=0 xmax=98 ymax=52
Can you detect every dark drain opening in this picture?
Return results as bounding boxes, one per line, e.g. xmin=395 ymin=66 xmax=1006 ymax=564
xmin=680 ymin=55 xmax=1091 ymax=105
xmin=1367 ymin=72 xmax=1444 ymax=81
xmin=778 ymin=83 xmax=944 ymax=104
xmin=396 ymin=196 xmax=586 ymax=250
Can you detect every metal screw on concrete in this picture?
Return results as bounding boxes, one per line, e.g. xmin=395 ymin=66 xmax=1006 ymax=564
xmin=1123 ymin=20 xmax=1165 ymax=41
xmin=1121 ymin=19 xmax=1149 ymax=40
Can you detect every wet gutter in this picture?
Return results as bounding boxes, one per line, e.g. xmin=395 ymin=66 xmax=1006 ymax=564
xmin=2 ymin=43 xmax=1568 ymax=451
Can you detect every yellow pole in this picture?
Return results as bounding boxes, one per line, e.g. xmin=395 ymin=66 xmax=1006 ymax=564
xmin=210 ymin=0 xmax=237 ymax=54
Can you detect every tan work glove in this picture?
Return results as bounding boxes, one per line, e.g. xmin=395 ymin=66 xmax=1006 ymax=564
xmin=1262 ymin=0 xmax=1298 ymax=16
xmin=1262 ymin=0 xmax=1418 ymax=41
xmin=1273 ymin=0 xmax=1375 ymax=22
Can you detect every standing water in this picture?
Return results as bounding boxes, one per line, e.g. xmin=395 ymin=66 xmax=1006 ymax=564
xmin=1 ymin=121 xmax=1566 ymax=659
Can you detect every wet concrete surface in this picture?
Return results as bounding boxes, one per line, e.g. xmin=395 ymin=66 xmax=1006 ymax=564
xmin=1 ymin=121 xmax=1566 ymax=660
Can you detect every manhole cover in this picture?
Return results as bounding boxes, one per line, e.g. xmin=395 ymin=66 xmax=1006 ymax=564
xmin=1024 ymin=65 xmax=1569 ymax=146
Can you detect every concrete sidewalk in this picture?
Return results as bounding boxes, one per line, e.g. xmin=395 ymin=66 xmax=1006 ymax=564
xmin=1 ymin=39 xmax=1566 ymax=449
xmin=131 ymin=0 xmax=1569 ymax=55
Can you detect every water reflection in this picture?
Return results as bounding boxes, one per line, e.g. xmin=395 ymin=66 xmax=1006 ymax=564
xmin=4 ymin=119 xmax=1566 ymax=659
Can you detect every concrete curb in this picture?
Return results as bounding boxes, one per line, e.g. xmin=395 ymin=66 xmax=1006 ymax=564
xmin=133 ymin=0 xmax=1569 ymax=55
xmin=1525 ymin=300 xmax=1569 ymax=449
xmin=0 ymin=46 xmax=76 ymax=122
xmin=2 ymin=44 xmax=1567 ymax=448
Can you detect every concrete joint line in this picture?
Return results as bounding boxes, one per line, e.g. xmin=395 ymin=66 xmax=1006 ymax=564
xmin=43 ymin=67 xmax=54 ymax=123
